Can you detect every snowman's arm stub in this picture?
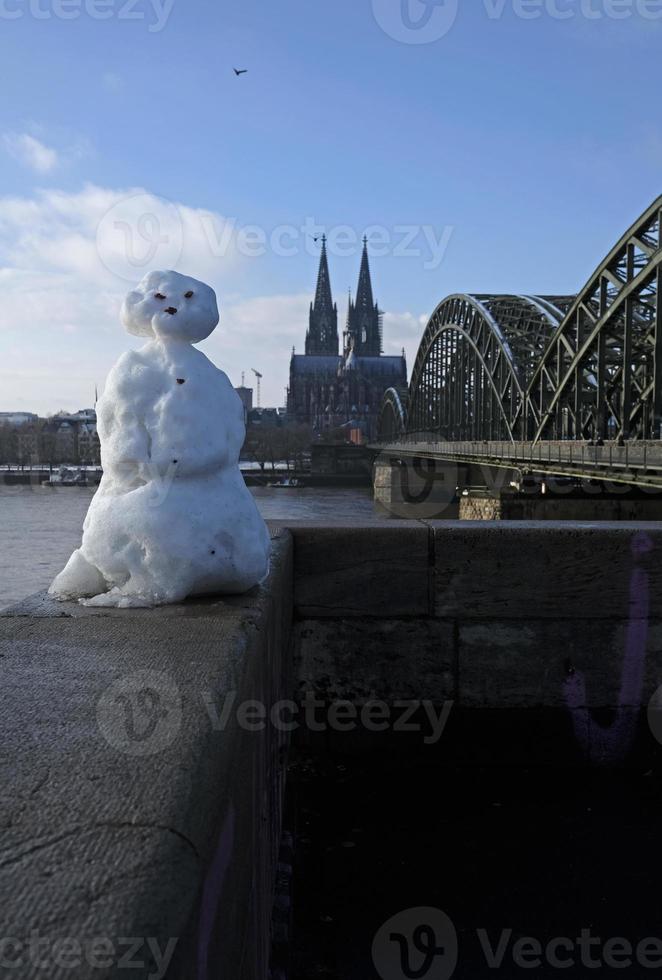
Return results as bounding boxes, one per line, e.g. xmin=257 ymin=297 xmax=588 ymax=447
xmin=98 ymin=352 xmax=155 ymax=482
xmin=216 ymin=368 xmax=247 ymax=447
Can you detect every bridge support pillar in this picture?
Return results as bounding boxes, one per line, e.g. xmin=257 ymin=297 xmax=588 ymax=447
xmin=459 ymin=488 xmax=662 ymax=521
xmin=373 ymin=456 xmax=461 ymax=519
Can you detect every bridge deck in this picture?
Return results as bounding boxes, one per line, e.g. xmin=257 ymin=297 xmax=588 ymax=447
xmin=374 ymin=440 xmax=662 ymax=490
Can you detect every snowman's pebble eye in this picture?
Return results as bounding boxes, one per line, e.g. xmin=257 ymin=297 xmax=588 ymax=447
xmin=176 ymin=379 xmax=185 ymax=385
xmin=155 ymin=293 xmax=166 ymax=300
xmin=185 ymin=291 xmax=194 ymax=299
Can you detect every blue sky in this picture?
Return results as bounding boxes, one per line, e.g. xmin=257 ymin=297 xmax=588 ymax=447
xmin=1 ymin=0 xmax=662 ymax=411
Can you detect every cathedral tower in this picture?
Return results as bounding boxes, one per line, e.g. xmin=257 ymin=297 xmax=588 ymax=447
xmin=345 ymin=237 xmax=383 ymax=357
xmin=305 ymin=235 xmax=339 ymax=355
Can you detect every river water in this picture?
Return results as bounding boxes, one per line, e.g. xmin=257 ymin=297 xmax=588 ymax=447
xmin=0 ymin=485 xmax=388 ymax=611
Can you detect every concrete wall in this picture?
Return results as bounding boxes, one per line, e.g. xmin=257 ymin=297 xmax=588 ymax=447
xmin=3 ymin=521 xmax=662 ymax=978
xmin=459 ymin=492 xmax=662 ymax=521
xmin=290 ymin=522 xmax=662 ymax=767
xmin=0 ymin=530 xmax=293 ymax=980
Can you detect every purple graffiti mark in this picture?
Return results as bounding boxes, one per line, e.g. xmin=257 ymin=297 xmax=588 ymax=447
xmin=197 ymin=804 xmax=235 ymax=980
xmin=563 ymin=532 xmax=653 ymax=765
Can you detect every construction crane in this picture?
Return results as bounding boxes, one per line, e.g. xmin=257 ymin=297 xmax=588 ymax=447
xmin=251 ymin=368 xmax=263 ymax=408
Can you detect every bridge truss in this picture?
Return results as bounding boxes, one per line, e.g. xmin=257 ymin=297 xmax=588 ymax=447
xmin=380 ymin=197 xmax=662 ymax=443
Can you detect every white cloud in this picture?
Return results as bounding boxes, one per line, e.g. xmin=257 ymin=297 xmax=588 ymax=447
xmin=383 ymin=311 xmax=428 ymax=369
xmin=0 ymin=184 xmax=425 ymax=415
xmin=3 ymin=127 xmax=92 ymax=175
xmin=0 ymin=184 xmax=244 ymax=287
xmin=202 ymin=293 xmax=311 ymax=403
xmin=0 ymin=185 xmax=295 ymax=412
xmin=3 ymin=133 xmax=59 ymax=174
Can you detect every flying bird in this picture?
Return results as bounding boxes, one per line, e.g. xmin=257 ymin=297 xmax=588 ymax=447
xmin=233 ymin=68 xmax=248 ymax=76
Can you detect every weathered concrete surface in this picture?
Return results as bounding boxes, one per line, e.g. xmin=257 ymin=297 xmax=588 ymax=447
xmin=459 ymin=492 xmax=662 ymax=521
xmin=428 ymin=522 xmax=662 ymax=620
xmin=3 ymin=520 xmax=662 ymax=979
xmin=295 ymin=619 xmax=455 ymax=702
xmin=458 ymin=618 xmax=662 ymax=708
xmin=288 ymin=523 xmax=662 ymax=766
xmin=0 ymin=530 xmax=293 ymax=980
xmin=288 ymin=521 xmax=662 ymax=622
xmin=291 ymin=523 xmax=432 ymax=618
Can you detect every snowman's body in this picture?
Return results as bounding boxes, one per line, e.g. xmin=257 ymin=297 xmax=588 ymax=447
xmin=49 ymin=271 xmax=270 ymax=608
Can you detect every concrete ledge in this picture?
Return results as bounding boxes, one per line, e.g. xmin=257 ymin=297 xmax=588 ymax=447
xmin=285 ymin=521 xmax=662 ymax=622
xmin=288 ymin=522 xmax=432 ymax=618
xmin=427 ymin=522 xmax=662 ymax=620
xmin=0 ymin=531 xmax=293 ymax=980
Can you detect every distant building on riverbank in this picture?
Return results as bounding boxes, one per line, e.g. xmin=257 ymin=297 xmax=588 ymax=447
xmin=0 ymin=410 xmax=100 ymax=466
xmin=287 ymin=237 xmax=407 ymax=441
xmin=235 ymin=386 xmax=254 ymax=418
xmin=0 ymin=412 xmax=38 ymax=426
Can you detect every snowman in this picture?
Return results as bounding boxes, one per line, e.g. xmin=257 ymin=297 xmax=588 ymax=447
xmin=49 ymin=270 xmax=271 ymax=608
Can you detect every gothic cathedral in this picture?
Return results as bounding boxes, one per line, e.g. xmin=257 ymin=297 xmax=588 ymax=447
xmin=287 ymin=237 xmax=407 ymax=439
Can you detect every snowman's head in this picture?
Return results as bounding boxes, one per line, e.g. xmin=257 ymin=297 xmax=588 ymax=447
xmin=121 ymin=270 xmax=219 ymax=343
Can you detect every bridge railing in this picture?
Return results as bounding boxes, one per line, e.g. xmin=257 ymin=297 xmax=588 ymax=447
xmin=374 ymin=436 xmax=662 ymax=485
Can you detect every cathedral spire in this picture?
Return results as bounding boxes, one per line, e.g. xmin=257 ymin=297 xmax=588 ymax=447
xmin=355 ymin=236 xmax=375 ymax=313
xmin=313 ymin=235 xmax=333 ymax=313
xmin=346 ymin=236 xmax=382 ymax=357
xmin=306 ymin=235 xmax=339 ymax=355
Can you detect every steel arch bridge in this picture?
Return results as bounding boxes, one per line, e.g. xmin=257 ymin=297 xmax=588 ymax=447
xmin=379 ymin=196 xmax=662 ymax=444
xmin=379 ymin=386 xmax=409 ymax=441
